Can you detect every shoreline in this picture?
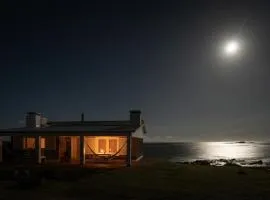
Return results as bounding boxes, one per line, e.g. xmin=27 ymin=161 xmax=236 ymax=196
xmin=141 ymin=157 xmax=270 ymax=168
xmin=173 ymin=158 xmax=267 ymax=168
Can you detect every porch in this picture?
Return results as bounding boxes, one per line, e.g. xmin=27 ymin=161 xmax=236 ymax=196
xmin=19 ymin=135 xmax=132 ymax=167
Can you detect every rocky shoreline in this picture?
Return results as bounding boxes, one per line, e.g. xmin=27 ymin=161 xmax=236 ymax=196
xmin=176 ymin=159 xmax=265 ymax=167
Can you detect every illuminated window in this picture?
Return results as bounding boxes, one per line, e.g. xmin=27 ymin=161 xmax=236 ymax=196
xmin=96 ymin=137 xmax=119 ymax=154
xmin=41 ymin=138 xmax=46 ymax=149
xmin=23 ymin=137 xmax=46 ymax=149
xmin=109 ymin=139 xmax=117 ymax=153
xmin=98 ymin=139 xmax=106 ymax=154
xmin=23 ymin=137 xmax=35 ymax=149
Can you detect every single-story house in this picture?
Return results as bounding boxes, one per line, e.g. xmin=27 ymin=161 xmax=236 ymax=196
xmin=0 ymin=110 xmax=146 ymax=166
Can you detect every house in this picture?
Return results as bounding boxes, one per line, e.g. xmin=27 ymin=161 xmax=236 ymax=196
xmin=0 ymin=110 xmax=146 ymax=166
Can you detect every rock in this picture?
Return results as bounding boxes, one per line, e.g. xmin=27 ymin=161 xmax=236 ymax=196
xmin=210 ymin=160 xmax=227 ymax=166
xmin=182 ymin=161 xmax=190 ymax=164
xmin=192 ymin=160 xmax=210 ymax=165
xmin=224 ymin=162 xmax=240 ymax=167
xmin=249 ymin=160 xmax=263 ymax=165
xmin=218 ymin=159 xmax=228 ymax=163
xmin=176 ymin=161 xmax=190 ymax=165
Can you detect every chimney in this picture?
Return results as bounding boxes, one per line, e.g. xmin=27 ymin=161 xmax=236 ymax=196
xmin=25 ymin=112 xmax=41 ymax=128
xmin=81 ymin=113 xmax=84 ymax=122
xmin=129 ymin=110 xmax=142 ymax=128
xmin=40 ymin=117 xmax=48 ymax=127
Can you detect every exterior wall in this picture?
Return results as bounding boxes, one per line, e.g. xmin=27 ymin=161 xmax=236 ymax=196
xmin=132 ymin=125 xmax=144 ymax=138
xmin=45 ymin=136 xmax=57 ymax=150
xmin=44 ymin=136 xmax=58 ymax=160
xmin=12 ymin=135 xmax=59 ymax=161
xmin=131 ymin=125 xmax=144 ymax=159
xmin=44 ymin=149 xmax=58 ymax=160
xmin=132 ymin=137 xmax=143 ymax=159
xmin=12 ymin=136 xmax=23 ymax=150
xmin=59 ymin=136 xmax=67 ymax=161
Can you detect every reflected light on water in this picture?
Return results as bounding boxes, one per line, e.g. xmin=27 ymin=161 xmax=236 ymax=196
xmin=200 ymin=142 xmax=258 ymax=160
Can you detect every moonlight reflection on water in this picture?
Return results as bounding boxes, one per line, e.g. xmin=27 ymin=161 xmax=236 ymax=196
xmin=200 ymin=142 xmax=258 ymax=159
xmin=144 ymin=142 xmax=270 ymax=166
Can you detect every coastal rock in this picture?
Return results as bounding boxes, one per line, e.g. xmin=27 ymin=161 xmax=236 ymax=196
xmin=182 ymin=161 xmax=190 ymax=164
xmin=224 ymin=162 xmax=240 ymax=167
xmin=249 ymin=160 xmax=263 ymax=165
xmin=210 ymin=160 xmax=227 ymax=166
xmin=218 ymin=159 xmax=229 ymax=163
xmin=176 ymin=161 xmax=190 ymax=165
xmin=237 ymin=141 xmax=246 ymax=144
xmin=175 ymin=158 xmax=265 ymax=168
xmin=192 ymin=160 xmax=210 ymax=165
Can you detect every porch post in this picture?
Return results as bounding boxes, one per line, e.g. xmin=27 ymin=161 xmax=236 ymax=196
xmin=80 ymin=135 xmax=85 ymax=166
xmin=35 ymin=136 xmax=41 ymax=164
xmin=126 ymin=133 xmax=132 ymax=167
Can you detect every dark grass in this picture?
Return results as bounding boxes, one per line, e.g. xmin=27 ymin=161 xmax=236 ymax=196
xmin=0 ymin=162 xmax=270 ymax=199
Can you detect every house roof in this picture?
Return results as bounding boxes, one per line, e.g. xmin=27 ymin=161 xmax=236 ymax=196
xmin=47 ymin=120 xmax=131 ymax=127
xmin=0 ymin=120 xmax=137 ymax=136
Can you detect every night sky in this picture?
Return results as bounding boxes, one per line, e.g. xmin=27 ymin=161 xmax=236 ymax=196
xmin=1 ymin=1 xmax=270 ymax=141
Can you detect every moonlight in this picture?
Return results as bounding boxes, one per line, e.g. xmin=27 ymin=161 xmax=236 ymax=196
xmin=224 ymin=40 xmax=240 ymax=55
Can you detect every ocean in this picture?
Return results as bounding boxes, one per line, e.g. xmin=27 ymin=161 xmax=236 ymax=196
xmin=143 ymin=142 xmax=270 ymax=167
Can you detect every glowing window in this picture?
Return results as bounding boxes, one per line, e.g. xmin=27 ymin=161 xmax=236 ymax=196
xmin=23 ymin=137 xmax=35 ymax=149
xmin=109 ymin=139 xmax=117 ymax=153
xmin=23 ymin=137 xmax=46 ymax=149
xmin=98 ymin=139 xmax=106 ymax=154
xmin=41 ymin=138 xmax=45 ymax=149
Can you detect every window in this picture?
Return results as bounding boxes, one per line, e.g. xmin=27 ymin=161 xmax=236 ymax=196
xmin=109 ymin=139 xmax=117 ymax=153
xmin=96 ymin=137 xmax=119 ymax=154
xmin=23 ymin=137 xmax=46 ymax=149
xmin=41 ymin=138 xmax=46 ymax=149
xmin=98 ymin=139 xmax=106 ymax=154
xmin=23 ymin=137 xmax=35 ymax=149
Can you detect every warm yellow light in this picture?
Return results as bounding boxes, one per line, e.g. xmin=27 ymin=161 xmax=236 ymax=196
xmin=100 ymin=148 xmax=105 ymax=154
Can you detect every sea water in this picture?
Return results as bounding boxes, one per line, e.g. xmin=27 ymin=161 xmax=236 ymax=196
xmin=144 ymin=141 xmax=270 ymax=167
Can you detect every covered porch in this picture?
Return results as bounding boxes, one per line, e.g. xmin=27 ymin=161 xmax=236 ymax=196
xmin=57 ymin=135 xmax=129 ymax=163
xmin=1 ymin=129 xmax=133 ymax=167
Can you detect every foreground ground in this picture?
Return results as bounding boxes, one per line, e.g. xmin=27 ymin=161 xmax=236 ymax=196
xmin=0 ymin=161 xmax=270 ymax=199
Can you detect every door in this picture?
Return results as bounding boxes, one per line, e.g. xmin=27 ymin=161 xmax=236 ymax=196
xmin=65 ymin=137 xmax=71 ymax=161
xmin=59 ymin=136 xmax=72 ymax=162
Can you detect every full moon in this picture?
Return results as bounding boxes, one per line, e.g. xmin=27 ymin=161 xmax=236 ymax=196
xmin=224 ymin=40 xmax=240 ymax=55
